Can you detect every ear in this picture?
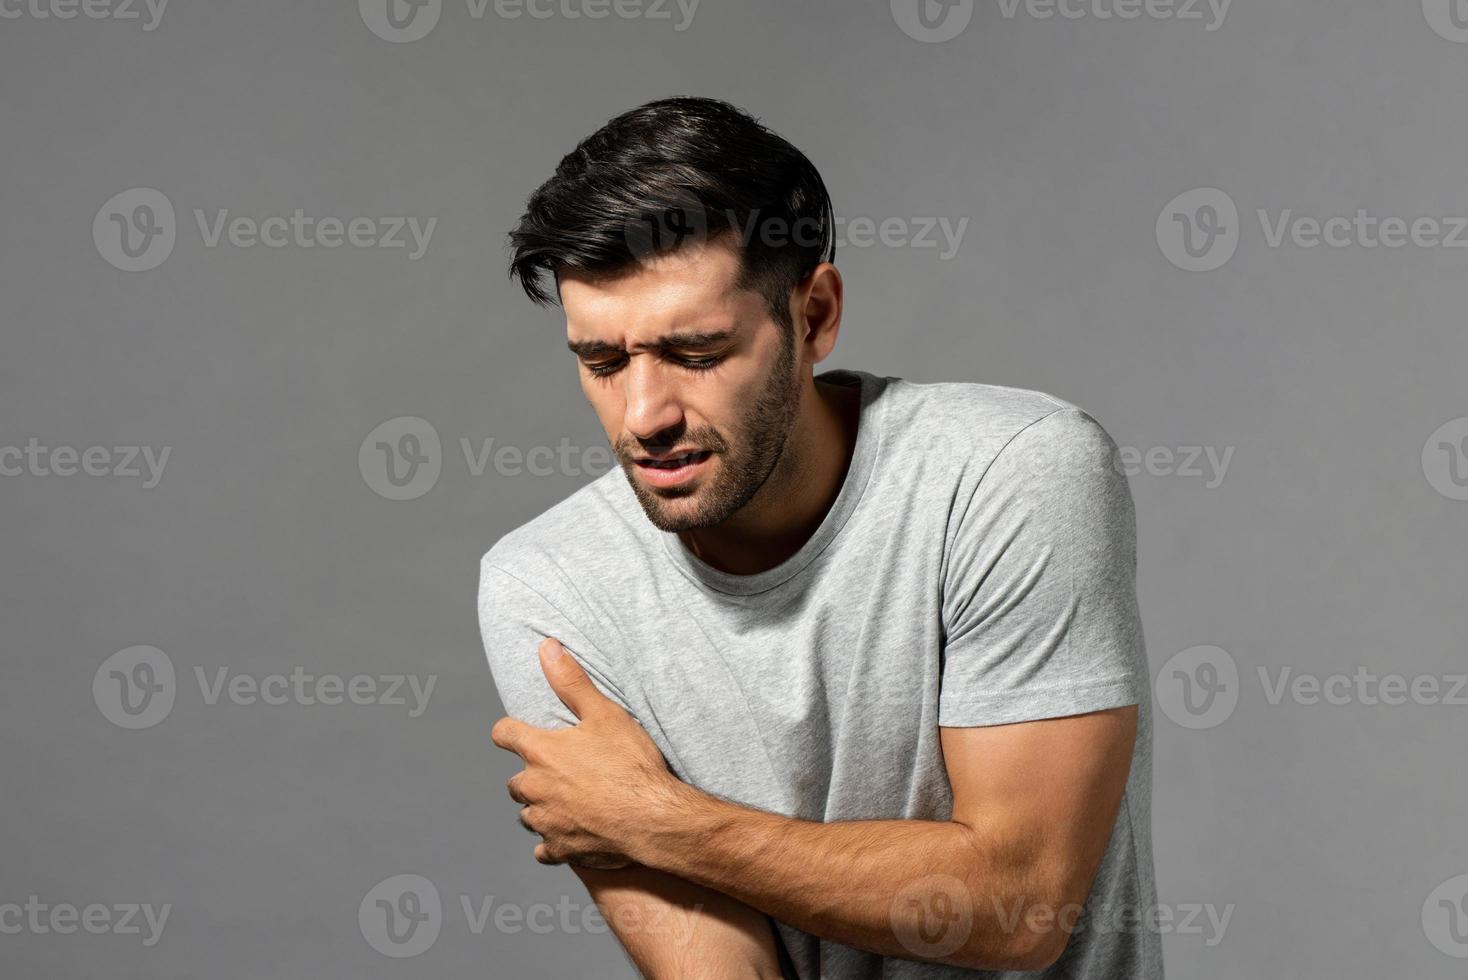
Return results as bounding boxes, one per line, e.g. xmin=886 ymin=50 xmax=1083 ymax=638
xmin=791 ymin=262 xmax=843 ymax=365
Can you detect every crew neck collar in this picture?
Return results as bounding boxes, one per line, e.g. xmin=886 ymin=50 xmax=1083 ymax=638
xmin=657 ymin=369 xmax=887 ymax=597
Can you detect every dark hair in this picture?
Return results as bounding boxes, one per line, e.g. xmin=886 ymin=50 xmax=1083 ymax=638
xmin=508 ymin=97 xmax=835 ymax=329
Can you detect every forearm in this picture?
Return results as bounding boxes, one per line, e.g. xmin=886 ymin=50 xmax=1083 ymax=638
xmin=632 ymin=786 xmax=1067 ymax=972
xmin=572 ymin=862 xmax=786 ymax=980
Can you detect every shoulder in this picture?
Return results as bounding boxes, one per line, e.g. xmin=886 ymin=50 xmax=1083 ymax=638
xmin=875 ymin=376 xmax=1122 ymax=480
xmin=916 ymin=384 xmax=1138 ymax=590
xmin=479 ymin=468 xmax=646 ymax=596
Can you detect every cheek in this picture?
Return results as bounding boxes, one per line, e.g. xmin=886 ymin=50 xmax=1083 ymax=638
xmin=580 ymin=381 xmax=626 ymax=439
xmin=712 ymin=358 xmax=771 ymax=416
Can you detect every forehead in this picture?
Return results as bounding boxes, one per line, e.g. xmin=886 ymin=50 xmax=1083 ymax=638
xmin=560 ymin=237 xmax=758 ymax=343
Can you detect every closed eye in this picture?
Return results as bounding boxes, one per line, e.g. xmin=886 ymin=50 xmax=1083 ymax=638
xmin=585 ymin=355 xmax=722 ymax=377
xmin=584 ymin=357 xmax=627 ymax=378
xmin=672 ymin=355 xmax=722 ymax=372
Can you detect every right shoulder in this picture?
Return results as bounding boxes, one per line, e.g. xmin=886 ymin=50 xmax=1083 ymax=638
xmin=476 ymin=471 xmax=647 ymax=724
xmin=478 ymin=469 xmax=646 ymax=596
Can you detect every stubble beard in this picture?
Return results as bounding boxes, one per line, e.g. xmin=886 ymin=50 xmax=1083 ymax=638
xmin=616 ymin=330 xmax=801 ymax=533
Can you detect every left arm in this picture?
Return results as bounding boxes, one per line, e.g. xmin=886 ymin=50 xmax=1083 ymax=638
xmin=494 ymin=642 xmax=1136 ymax=973
xmin=633 ymin=706 xmax=1137 ymax=972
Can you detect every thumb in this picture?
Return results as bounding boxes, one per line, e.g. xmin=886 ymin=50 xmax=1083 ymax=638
xmin=538 ymin=638 xmax=607 ymax=720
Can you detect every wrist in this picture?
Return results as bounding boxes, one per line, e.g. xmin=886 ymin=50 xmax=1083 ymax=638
xmin=632 ymin=774 xmax=726 ymax=873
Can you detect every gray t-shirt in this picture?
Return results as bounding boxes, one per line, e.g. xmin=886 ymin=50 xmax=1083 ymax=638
xmin=478 ymin=369 xmax=1162 ymax=979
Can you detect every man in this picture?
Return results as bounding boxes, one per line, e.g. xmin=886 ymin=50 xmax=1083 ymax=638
xmin=480 ymin=96 xmax=1161 ymax=978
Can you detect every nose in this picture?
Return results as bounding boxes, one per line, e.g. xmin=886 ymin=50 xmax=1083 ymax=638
xmin=620 ymin=358 xmax=684 ymax=442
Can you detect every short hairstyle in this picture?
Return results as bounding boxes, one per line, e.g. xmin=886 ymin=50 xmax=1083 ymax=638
xmin=508 ymin=96 xmax=835 ymax=329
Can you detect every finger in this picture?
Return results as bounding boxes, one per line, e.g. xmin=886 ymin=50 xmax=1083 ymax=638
xmin=506 ymin=772 xmax=535 ymax=805
xmin=534 ymin=842 xmax=563 ymax=866
xmin=517 ymin=805 xmax=540 ymax=836
xmin=490 ymin=716 xmax=539 ymax=760
xmin=538 ymin=637 xmax=610 ymax=720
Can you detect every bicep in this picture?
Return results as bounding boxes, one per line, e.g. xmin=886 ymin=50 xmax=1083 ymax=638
xmin=479 ymin=559 xmax=631 ymax=728
xmin=939 ymin=408 xmax=1146 ymax=729
xmin=939 ymin=705 xmax=1137 ymax=903
xmin=572 ymin=863 xmax=785 ymax=980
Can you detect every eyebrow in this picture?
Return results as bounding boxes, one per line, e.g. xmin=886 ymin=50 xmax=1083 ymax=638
xmin=566 ymin=330 xmax=736 ymax=358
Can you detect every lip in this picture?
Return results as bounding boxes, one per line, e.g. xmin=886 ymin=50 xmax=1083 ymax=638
xmin=633 ymin=449 xmax=713 ymax=488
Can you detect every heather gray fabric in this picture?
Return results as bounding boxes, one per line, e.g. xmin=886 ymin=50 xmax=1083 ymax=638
xmin=477 ymin=369 xmax=1161 ymax=979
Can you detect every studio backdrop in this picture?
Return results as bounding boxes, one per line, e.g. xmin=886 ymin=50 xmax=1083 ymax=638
xmin=2 ymin=1 xmax=1466 ymax=977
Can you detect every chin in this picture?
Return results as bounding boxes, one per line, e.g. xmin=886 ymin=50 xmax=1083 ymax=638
xmin=619 ymin=456 xmax=751 ymax=533
xmin=638 ymin=496 xmax=716 ymax=533
xmin=626 ymin=483 xmax=720 ymax=533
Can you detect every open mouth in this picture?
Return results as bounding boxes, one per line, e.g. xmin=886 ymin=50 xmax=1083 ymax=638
xmin=633 ymin=449 xmax=715 ymax=487
xmin=637 ymin=450 xmax=713 ymax=470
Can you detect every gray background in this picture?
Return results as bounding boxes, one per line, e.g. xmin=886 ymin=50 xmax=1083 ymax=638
xmin=3 ymin=0 xmax=1466 ymax=976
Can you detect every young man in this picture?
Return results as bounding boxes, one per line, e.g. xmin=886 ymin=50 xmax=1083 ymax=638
xmin=480 ymin=97 xmax=1161 ymax=979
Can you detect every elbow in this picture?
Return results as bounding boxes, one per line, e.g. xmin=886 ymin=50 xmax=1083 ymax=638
xmin=993 ymin=930 xmax=1068 ymax=972
xmin=905 ymin=827 xmax=1092 ymax=972
xmin=944 ymin=877 xmax=1080 ymax=973
xmin=946 ymin=932 xmax=1067 ymax=974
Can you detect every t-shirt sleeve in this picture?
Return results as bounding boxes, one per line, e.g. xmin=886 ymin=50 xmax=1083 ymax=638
xmin=477 ymin=556 xmax=632 ymax=730
xmin=938 ymin=406 xmax=1147 ymax=727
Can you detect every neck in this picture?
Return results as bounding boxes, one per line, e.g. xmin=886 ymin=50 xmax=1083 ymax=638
xmin=679 ymin=376 xmax=861 ymax=576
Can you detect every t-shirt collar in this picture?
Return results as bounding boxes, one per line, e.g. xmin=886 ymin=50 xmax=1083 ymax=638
xmin=655 ymin=368 xmax=888 ymax=597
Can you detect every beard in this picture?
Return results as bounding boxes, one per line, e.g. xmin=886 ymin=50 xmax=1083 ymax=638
xmin=613 ymin=330 xmax=801 ymax=533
